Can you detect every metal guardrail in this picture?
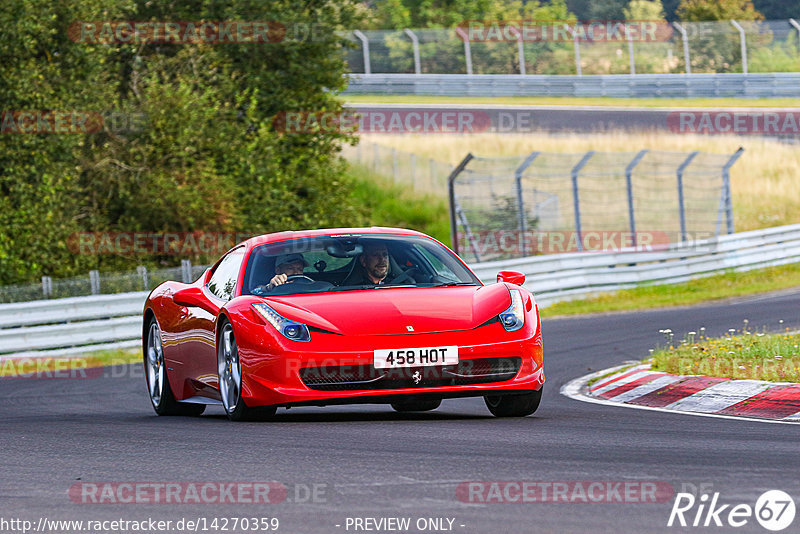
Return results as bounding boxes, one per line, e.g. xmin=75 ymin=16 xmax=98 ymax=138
xmin=471 ymin=223 xmax=800 ymax=306
xmin=1 ymin=224 xmax=798 ymax=356
xmin=344 ymin=73 xmax=800 ymax=98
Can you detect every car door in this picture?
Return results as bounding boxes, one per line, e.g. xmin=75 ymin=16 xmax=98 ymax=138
xmin=180 ymin=247 xmax=245 ymax=399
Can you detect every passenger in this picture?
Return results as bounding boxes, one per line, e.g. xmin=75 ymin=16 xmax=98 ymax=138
xmin=342 ymin=243 xmax=391 ymax=286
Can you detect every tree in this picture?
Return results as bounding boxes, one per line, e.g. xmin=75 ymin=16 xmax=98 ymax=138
xmin=677 ymin=0 xmax=764 ymax=21
xmin=588 ymin=0 xmax=631 ymax=21
xmin=752 ymin=0 xmax=800 ymax=20
xmin=624 ymin=0 xmax=666 ymax=21
xmin=0 ymin=0 xmax=369 ymax=284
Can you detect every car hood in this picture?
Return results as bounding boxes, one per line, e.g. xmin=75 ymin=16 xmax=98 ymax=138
xmin=261 ymin=284 xmax=510 ymax=336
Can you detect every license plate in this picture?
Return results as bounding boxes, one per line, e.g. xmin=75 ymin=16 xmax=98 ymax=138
xmin=373 ymin=346 xmax=459 ymax=369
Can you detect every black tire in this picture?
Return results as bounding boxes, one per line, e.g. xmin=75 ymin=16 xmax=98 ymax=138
xmin=484 ymin=388 xmax=542 ymax=417
xmin=144 ymin=318 xmax=205 ymax=417
xmin=391 ymin=398 xmax=442 ymax=412
xmin=218 ymin=321 xmax=277 ymax=422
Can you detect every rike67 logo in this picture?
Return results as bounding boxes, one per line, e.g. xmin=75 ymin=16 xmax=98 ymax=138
xmin=668 ymin=490 xmax=796 ymax=531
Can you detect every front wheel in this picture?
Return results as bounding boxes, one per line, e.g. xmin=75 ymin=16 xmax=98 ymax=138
xmin=484 ymin=388 xmax=542 ymax=417
xmin=218 ymin=321 xmax=277 ymax=422
xmin=145 ymin=318 xmax=204 ymax=416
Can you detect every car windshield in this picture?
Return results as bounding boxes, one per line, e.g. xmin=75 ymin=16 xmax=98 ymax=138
xmin=241 ymin=234 xmax=481 ymax=296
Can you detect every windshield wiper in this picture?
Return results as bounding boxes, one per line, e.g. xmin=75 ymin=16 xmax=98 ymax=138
xmin=430 ymin=281 xmax=479 ymax=287
xmin=326 ymin=285 xmax=374 ymax=292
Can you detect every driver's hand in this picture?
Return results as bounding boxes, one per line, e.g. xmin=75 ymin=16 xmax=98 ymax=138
xmin=267 ymin=273 xmax=288 ymax=289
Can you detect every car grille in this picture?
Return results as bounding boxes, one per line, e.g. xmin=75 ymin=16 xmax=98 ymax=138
xmin=299 ymin=357 xmax=522 ymax=391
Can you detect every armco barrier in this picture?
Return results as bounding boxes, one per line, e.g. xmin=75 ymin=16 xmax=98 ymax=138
xmin=1 ymin=224 xmax=798 ymax=356
xmin=344 ymin=73 xmax=800 ymax=98
xmin=470 ymin=223 xmax=800 ymax=306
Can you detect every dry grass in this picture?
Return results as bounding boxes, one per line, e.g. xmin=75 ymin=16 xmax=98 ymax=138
xmin=359 ymin=132 xmax=800 ymax=231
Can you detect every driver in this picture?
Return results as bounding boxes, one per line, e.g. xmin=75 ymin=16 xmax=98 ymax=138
xmin=267 ymin=253 xmax=308 ymax=289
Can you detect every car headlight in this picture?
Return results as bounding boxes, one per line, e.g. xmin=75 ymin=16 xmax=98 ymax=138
xmin=252 ymin=303 xmax=311 ymax=342
xmin=499 ymin=289 xmax=525 ymax=332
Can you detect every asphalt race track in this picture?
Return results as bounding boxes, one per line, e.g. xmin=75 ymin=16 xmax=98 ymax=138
xmin=2 ymin=289 xmax=800 ymax=533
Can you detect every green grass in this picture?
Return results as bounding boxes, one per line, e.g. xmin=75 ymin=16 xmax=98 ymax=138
xmin=543 ymin=262 xmax=800 ymax=317
xmin=650 ymin=330 xmax=800 ymax=382
xmin=348 ymin=164 xmax=451 ymax=246
xmin=0 ymin=348 xmax=140 ymax=377
xmin=343 ymin=95 xmax=800 ymax=108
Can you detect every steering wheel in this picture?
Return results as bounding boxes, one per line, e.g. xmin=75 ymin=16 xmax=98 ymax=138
xmin=387 ymin=268 xmax=418 ymax=285
xmin=286 ymin=275 xmax=316 ymax=284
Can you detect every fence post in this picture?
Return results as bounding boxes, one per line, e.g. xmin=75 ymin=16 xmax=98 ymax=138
xmin=429 ymin=158 xmax=436 ymax=192
xmin=41 ymin=276 xmax=52 ymax=299
xmin=627 ymin=28 xmax=636 ymax=75
xmin=137 ymin=265 xmax=149 ymax=290
xmin=676 ymin=151 xmax=699 ymax=242
xmin=89 ymin=270 xmax=100 ymax=295
xmin=722 ymin=147 xmax=745 ymax=234
xmin=181 ymin=259 xmax=193 ymax=283
xmin=570 ymin=152 xmax=594 ymax=252
xmin=455 ymin=27 xmax=473 ymax=75
xmin=373 ymin=143 xmax=379 ymax=172
xmin=391 ymin=148 xmax=398 ymax=182
xmin=573 ymin=27 xmax=582 ymax=75
xmin=403 ymin=29 xmax=421 ymax=75
xmin=625 ymin=150 xmax=648 ymax=247
xmin=790 ymin=19 xmax=800 ymax=45
xmin=448 ymin=153 xmax=475 ymax=255
xmin=514 ymin=152 xmax=540 ymax=257
xmin=508 ymin=26 xmax=525 ymax=75
xmin=730 ymin=20 xmax=747 ymax=74
xmin=672 ymin=22 xmax=691 ymax=74
xmin=353 ymin=30 xmax=371 ymax=74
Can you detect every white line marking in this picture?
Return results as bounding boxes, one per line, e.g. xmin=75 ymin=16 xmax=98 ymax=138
xmin=560 ymin=368 xmax=800 ymax=425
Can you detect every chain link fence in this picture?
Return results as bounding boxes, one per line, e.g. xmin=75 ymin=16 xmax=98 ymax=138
xmin=345 ymin=20 xmax=800 ymax=75
xmin=449 ymin=149 xmax=744 ymax=263
xmin=341 ymin=141 xmax=454 ymax=196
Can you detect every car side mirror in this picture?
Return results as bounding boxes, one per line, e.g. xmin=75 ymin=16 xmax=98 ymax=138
xmin=173 ymin=286 xmax=217 ymax=314
xmin=497 ymin=270 xmax=525 ymax=286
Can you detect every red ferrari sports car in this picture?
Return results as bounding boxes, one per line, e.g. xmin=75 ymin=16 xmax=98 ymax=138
xmin=142 ymin=227 xmax=544 ymax=421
